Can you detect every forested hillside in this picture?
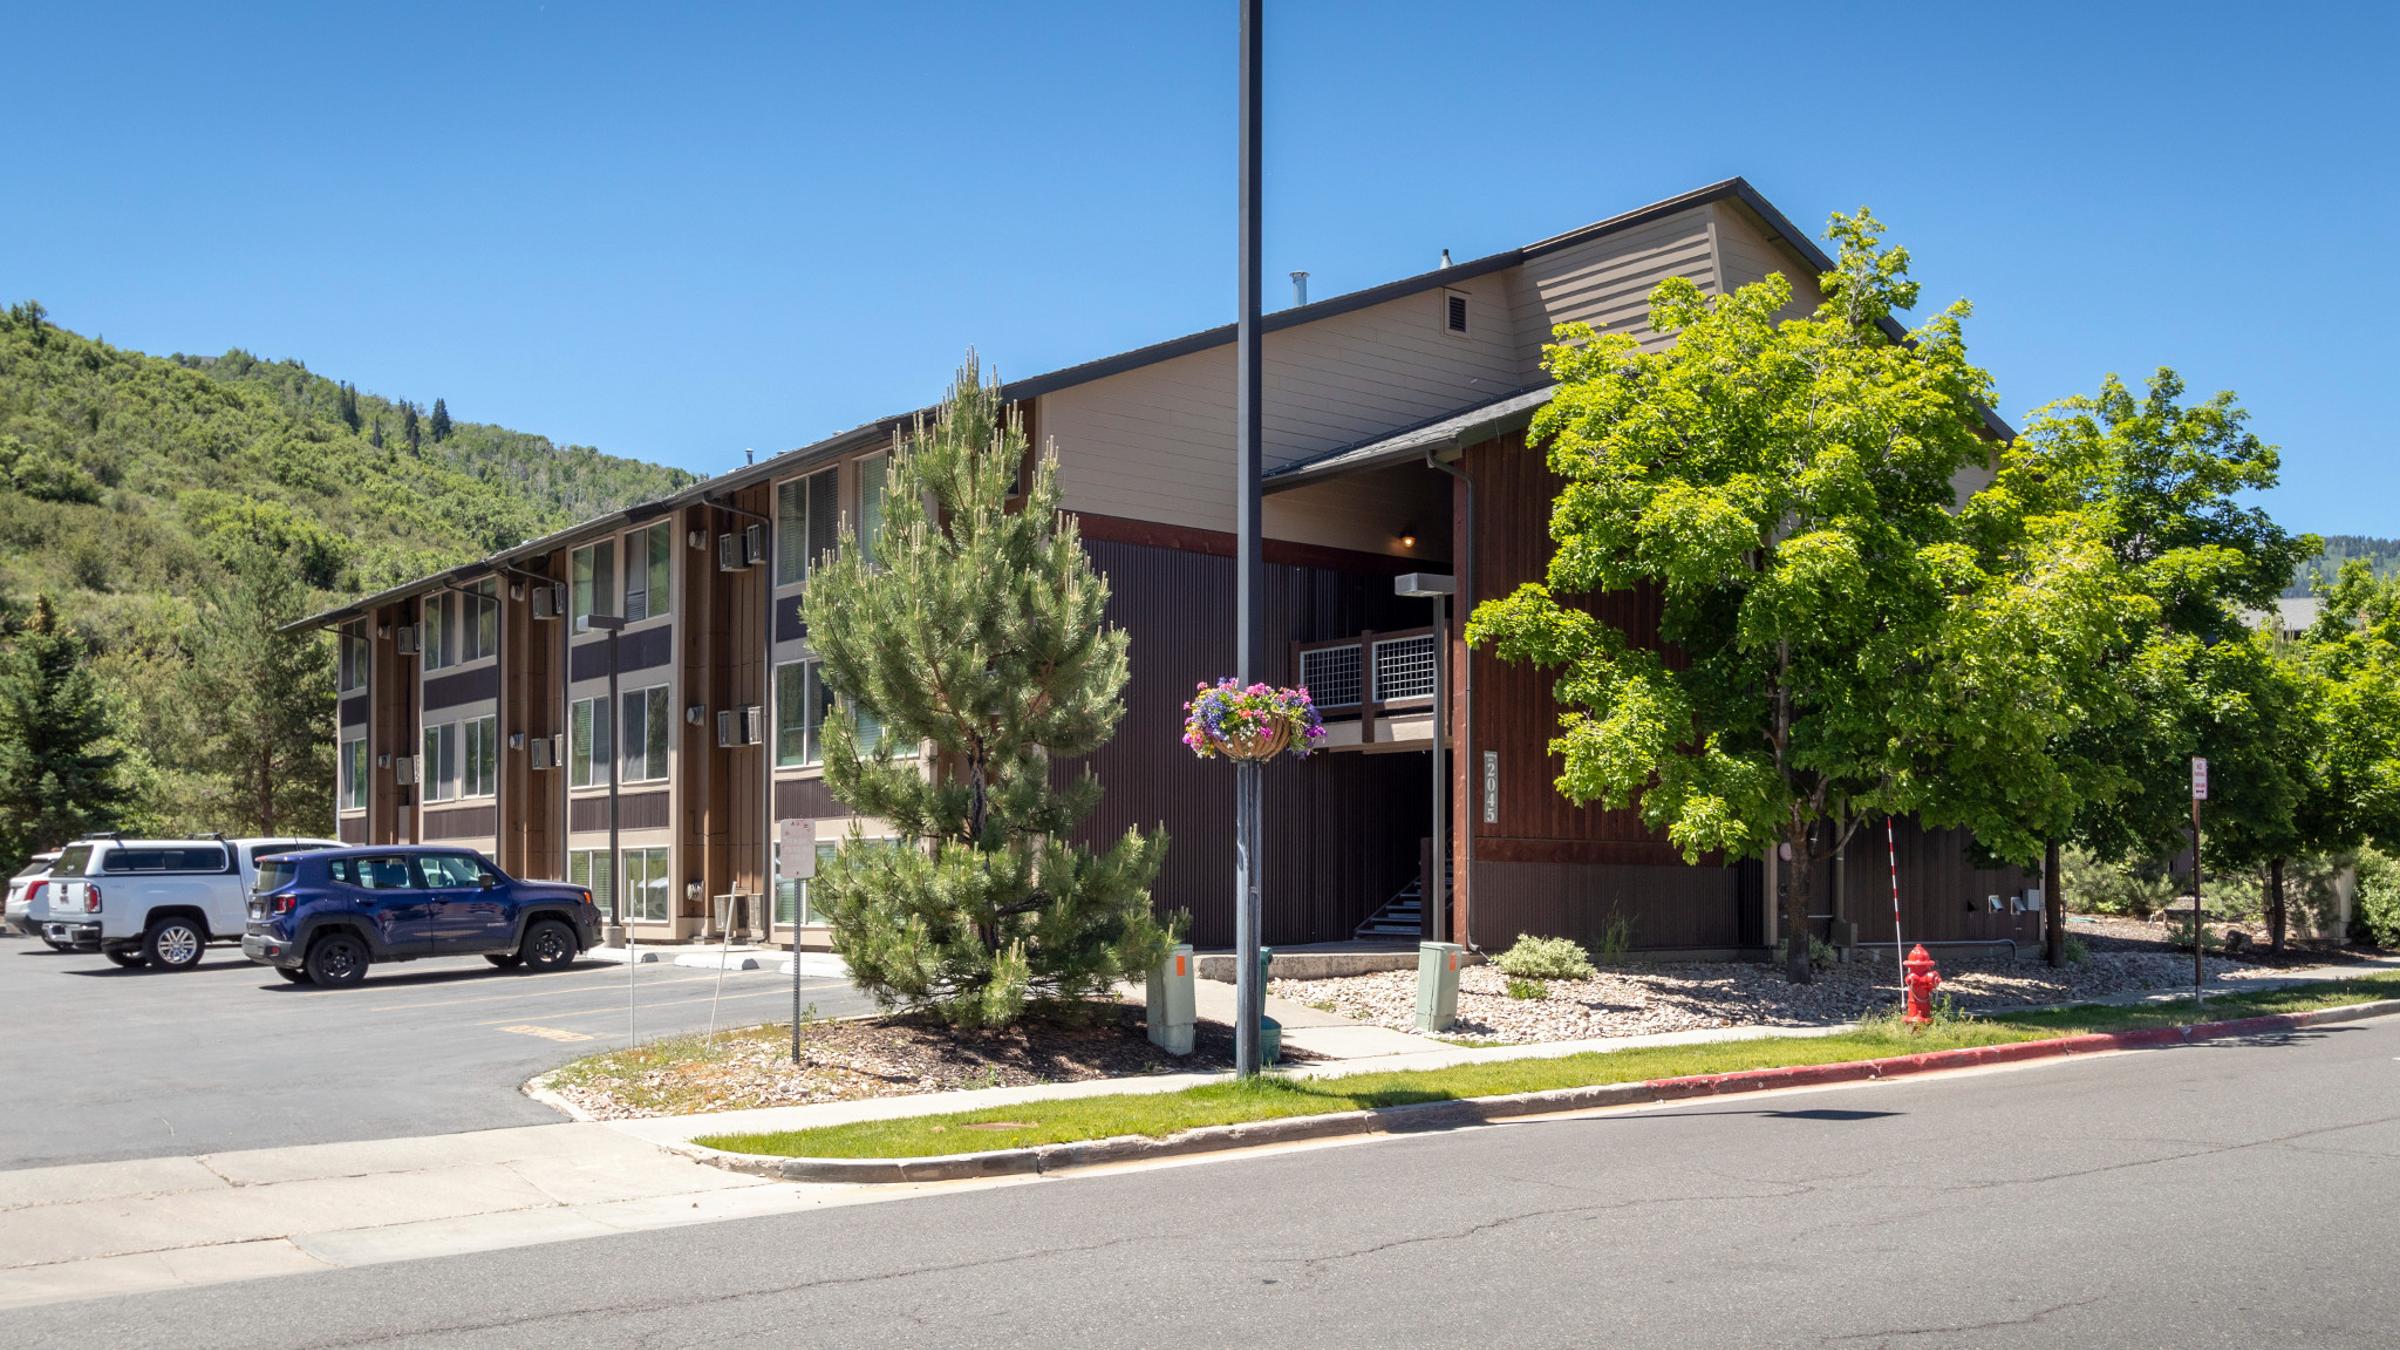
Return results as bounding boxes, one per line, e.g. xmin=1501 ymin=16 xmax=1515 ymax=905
xmin=2290 ymin=535 xmax=2400 ymax=597
xmin=0 ymin=298 xmax=695 ymax=848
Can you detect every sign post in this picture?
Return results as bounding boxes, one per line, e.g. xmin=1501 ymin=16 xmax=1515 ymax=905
xmin=780 ymin=819 xmax=817 ymax=1063
xmin=2190 ymin=757 xmax=2208 ymax=1011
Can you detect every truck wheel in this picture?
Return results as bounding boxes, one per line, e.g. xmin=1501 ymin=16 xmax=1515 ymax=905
xmin=305 ymin=932 xmax=369 ymax=988
xmin=521 ymin=919 xmax=576 ymax=973
xmin=274 ymin=966 xmax=312 ymax=985
xmin=144 ymin=918 xmax=207 ymax=971
xmin=104 ymin=949 xmax=148 ymax=969
xmin=484 ymin=952 xmax=525 ymax=970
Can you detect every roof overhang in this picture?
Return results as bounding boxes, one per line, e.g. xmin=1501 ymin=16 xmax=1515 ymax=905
xmin=1265 ymin=385 xmax=1555 ymax=492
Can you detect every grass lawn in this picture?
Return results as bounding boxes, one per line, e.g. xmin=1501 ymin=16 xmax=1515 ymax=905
xmin=697 ymin=973 xmax=2400 ymax=1161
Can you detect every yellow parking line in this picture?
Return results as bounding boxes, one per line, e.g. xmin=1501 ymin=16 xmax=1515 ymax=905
xmin=361 ymin=970 xmax=742 ymax=1013
xmin=483 ymin=985 xmax=801 ymax=1026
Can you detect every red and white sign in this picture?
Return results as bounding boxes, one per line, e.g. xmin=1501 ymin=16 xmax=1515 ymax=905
xmin=2191 ymin=757 xmax=2209 ymax=802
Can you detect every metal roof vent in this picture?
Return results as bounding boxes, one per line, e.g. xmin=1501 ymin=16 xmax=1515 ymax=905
xmin=1290 ymin=271 xmax=1309 ymax=306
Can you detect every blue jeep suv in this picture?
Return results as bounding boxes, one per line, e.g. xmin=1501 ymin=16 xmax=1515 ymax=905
xmin=242 ymin=846 xmax=600 ymax=988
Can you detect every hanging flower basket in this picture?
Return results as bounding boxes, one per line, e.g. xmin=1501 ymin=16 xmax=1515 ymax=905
xmin=1182 ymin=680 xmax=1326 ymax=761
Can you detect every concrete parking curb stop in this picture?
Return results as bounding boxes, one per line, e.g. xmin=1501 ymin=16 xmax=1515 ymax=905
xmin=688 ymin=997 xmax=2400 ymax=1184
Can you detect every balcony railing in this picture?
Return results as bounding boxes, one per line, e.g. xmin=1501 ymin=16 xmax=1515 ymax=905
xmin=1292 ymin=627 xmax=1442 ymax=751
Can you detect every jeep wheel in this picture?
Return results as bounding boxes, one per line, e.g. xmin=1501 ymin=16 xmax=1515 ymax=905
xmin=144 ymin=918 xmax=207 ymax=971
xmin=104 ymin=949 xmax=148 ymax=969
xmin=305 ymin=932 xmax=369 ymax=988
xmin=484 ymin=952 xmax=524 ymax=970
xmin=274 ymin=966 xmax=312 ymax=985
xmin=521 ymin=919 xmax=576 ymax=973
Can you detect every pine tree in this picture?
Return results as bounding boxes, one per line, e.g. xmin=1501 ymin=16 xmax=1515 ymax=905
xmin=337 ymin=381 xmax=360 ymax=431
xmin=803 ymin=357 xmax=1169 ymax=1027
xmin=0 ymin=597 xmax=131 ymax=860
xmin=369 ymin=416 xmax=384 ymax=451
xmin=429 ymin=398 xmax=452 ymax=442
xmin=402 ymin=402 xmax=422 ymax=456
xmin=183 ymin=541 xmax=335 ymax=835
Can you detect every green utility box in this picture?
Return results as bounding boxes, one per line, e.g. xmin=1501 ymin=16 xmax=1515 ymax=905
xmin=1146 ymin=943 xmax=1196 ymax=1056
xmin=1416 ymin=942 xmax=1463 ymax=1032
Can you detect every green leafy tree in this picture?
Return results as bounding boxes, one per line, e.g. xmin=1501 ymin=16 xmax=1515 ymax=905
xmin=0 ymin=597 xmax=132 ymax=859
xmin=430 ymin=398 xmax=452 ymax=443
xmin=1467 ymin=211 xmax=2015 ymax=984
xmin=1986 ymin=371 xmax=2319 ymax=955
xmin=801 ymin=358 xmax=1169 ymax=1026
xmin=183 ymin=541 xmax=334 ymax=835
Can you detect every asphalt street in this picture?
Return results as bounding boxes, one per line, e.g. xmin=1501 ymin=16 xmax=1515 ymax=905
xmin=9 ymin=1008 xmax=2397 ymax=1347
xmin=0 ymin=932 xmax=874 ymax=1170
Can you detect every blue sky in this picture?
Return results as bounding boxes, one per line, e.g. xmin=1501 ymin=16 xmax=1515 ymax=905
xmin=10 ymin=1 xmax=2395 ymax=534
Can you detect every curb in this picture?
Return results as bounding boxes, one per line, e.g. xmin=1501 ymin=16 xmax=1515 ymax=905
xmin=693 ymin=996 xmax=2400 ymax=1184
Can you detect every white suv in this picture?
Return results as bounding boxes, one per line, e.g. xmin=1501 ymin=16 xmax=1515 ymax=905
xmin=42 ymin=836 xmax=340 ymax=970
xmin=6 ymin=851 xmax=62 ymax=946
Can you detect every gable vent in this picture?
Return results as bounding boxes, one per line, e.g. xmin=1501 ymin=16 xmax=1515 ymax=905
xmin=1444 ymin=292 xmax=1469 ymax=335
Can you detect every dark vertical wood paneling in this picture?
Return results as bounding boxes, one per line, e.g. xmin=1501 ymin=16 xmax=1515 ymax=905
xmin=1069 ymin=537 xmax=1424 ymax=949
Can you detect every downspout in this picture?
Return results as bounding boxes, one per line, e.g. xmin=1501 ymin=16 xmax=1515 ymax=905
xmin=708 ymin=491 xmax=775 ymax=944
xmin=1425 ymin=444 xmax=1477 ymax=953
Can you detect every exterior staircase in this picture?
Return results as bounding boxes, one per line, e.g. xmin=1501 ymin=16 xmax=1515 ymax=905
xmin=1354 ymin=874 xmax=1436 ymax=941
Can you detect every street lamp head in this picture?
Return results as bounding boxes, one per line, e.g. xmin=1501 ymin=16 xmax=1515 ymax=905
xmin=1394 ymin=572 xmax=1456 ymax=599
xmin=575 ymin=613 xmax=628 ymax=634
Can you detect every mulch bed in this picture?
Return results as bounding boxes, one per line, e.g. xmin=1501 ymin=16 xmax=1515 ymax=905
xmin=543 ymin=1002 xmax=1292 ymax=1120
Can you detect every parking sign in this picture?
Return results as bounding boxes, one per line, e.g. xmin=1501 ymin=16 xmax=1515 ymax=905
xmin=2191 ymin=757 xmax=2208 ymax=801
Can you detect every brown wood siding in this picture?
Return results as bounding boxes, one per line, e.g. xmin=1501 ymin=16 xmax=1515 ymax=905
xmin=369 ymin=602 xmax=413 ymax=846
xmin=422 ymin=663 xmax=499 ymax=711
xmin=1470 ymin=860 xmax=1741 ymax=951
xmin=501 ymin=555 xmax=565 ymax=879
xmin=570 ymin=790 xmax=670 ymax=833
xmin=724 ymin=482 xmax=773 ymax=903
xmin=1069 ymin=538 xmax=1427 ymax=949
xmin=423 ymin=805 xmax=499 ymax=840
xmin=774 ymin=776 xmax=843 ymax=821
xmin=337 ymin=816 xmax=365 ymax=844
xmin=1830 ymin=820 xmax=2040 ymax=950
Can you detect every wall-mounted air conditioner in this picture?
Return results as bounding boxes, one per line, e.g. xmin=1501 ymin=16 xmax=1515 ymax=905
xmin=742 ymin=523 xmax=766 ymax=568
xmin=394 ymin=755 xmax=416 ymax=785
xmin=742 ymin=704 xmax=764 ymax=746
xmin=532 ymin=583 xmax=565 ymax=621
xmin=395 ymin=624 xmax=418 ymax=656
xmin=529 ymin=736 xmax=557 ymax=771
xmin=715 ymin=710 xmax=738 ymax=748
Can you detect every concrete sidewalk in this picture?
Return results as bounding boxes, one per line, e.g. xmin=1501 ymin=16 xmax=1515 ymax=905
xmin=0 ymin=1123 xmax=942 ymax=1312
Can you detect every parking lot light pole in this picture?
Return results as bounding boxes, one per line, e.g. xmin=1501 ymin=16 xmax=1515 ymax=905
xmin=1395 ymin=573 xmax=1456 ymax=944
xmin=579 ymin=612 xmax=628 ymax=946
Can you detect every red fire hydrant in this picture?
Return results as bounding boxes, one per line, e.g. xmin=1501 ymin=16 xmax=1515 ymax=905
xmin=1902 ymin=944 xmax=1942 ymax=1026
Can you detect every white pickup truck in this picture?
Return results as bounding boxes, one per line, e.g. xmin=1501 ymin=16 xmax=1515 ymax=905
xmin=42 ymin=835 xmax=340 ymax=970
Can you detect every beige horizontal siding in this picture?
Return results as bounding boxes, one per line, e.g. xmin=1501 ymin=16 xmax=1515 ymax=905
xmin=1039 ymin=276 xmax=1521 ymax=533
xmin=1712 ymin=200 xmax=1824 ymax=316
xmin=1510 ymin=205 xmax=1718 ymax=368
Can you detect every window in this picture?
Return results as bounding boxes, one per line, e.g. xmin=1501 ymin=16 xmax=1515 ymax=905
xmin=572 ymin=540 xmax=617 ymax=627
xmin=569 ymin=848 xmax=614 ymax=910
xmin=340 ymin=736 xmax=366 ymax=811
xmin=420 ymin=595 xmax=447 ymax=671
xmin=853 ymin=703 xmax=917 ymax=759
xmin=857 ymin=452 xmax=890 ymax=569
xmin=569 ymin=696 xmax=612 ymax=788
xmin=102 ymin=846 xmax=227 ymax=873
xmin=338 ymin=624 xmax=368 ymax=693
xmin=621 ymin=685 xmax=670 ymax=783
xmin=417 ymin=854 xmax=486 ymax=888
xmin=334 ymin=855 xmax=418 ymax=890
xmin=773 ymin=839 xmax=843 ymax=928
xmin=623 ymin=523 xmax=673 ymax=623
xmin=774 ymin=468 xmax=840 ymax=587
xmin=621 ymin=846 xmax=671 ymax=924
xmin=461 ymin=715 xmax=497 ymax=799
xmin=775 ymin=660 xmax=833 ymax=768
xmin=422 ymin=722 xmax=459 ymax=803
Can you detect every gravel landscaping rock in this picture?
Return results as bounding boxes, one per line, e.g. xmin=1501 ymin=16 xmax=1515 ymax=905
xmin=1273 ymin=948 xmax=2265 ymax=1046
xmin=541 ymin=1003 xmax=1254 ymax=1120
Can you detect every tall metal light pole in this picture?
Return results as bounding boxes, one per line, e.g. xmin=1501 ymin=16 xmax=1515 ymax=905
xmin=1232 ymin=0 xmax=1266 ymax=1080
xmin=580 ymin=612 xmax=628 ymax=946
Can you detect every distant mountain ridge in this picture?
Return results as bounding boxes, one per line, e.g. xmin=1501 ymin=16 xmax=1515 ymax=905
xmin=2289 ymin=535 xmax=2400 ymax=597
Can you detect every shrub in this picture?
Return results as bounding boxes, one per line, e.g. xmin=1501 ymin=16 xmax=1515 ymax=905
xmin=1494 ymin=934 xmax=1595 ymax=982
xmin=2061 ymin=846 xmax=2177 ymax=918
xmin=2356 ymin=849 xmax=2400 ymax=949
xmin=2062 ymin=935 xmax=2091 ymax=966
xmin=1777 ymin=934 xmax=1837 ymax=970
xmin=1595 ymin=913 xmax=1633 ymax=962
xmin=1503 ymin=977 xmax=1549 ymax=1001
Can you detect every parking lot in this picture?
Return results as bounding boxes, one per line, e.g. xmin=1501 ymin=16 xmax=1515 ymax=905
xmin=0 ymin=933 xmax=874 ymax=1171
